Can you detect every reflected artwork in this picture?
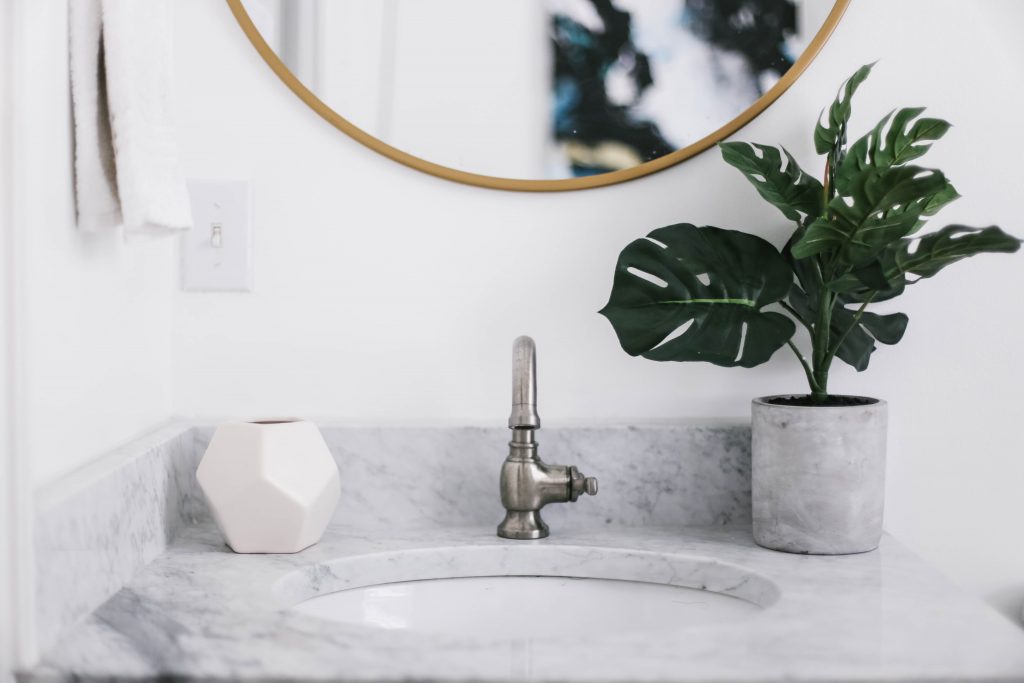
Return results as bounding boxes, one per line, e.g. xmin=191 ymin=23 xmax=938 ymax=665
xmin=548 ymin=0 xmax=803 ymax=177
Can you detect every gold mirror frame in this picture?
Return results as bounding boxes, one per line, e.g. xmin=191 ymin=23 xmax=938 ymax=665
xmin=226 ymin=0 xmax=851 ymax=192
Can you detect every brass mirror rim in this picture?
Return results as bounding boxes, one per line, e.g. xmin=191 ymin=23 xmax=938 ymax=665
xmin=226 ymin=0 xmax=851 ymax=192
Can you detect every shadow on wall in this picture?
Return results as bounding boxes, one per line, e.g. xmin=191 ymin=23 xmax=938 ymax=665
xmin=986 ymin=585 xmax=1024 ymax=629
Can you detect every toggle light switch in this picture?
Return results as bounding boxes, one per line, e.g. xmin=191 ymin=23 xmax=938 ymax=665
xmin=182 ymin=180 xmax=252 ymax=291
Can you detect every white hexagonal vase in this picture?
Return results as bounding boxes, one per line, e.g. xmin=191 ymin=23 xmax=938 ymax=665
xmin=197 ymin=419 xmax=340 ymax=554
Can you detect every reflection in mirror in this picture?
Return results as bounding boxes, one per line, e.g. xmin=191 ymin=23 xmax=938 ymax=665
xmin=238 ymin=0 xmax=841 ymax=182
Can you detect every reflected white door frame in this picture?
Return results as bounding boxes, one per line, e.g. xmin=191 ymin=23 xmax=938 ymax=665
xmin=0 ymin=0 xmax=36 ymax=676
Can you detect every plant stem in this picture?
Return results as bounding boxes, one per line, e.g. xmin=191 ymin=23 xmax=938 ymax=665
xmin=810 ymin=289 xmax=834 ymax=402
xmin=779 ymin=300 xmax=813 ymax=336
xmin=805 ymin=121 xmax=848 ymax=403
xmin=823 ymin=293 xmax=878 ymax=368
xmin=785 ymin=340 xmax=820 ymax=394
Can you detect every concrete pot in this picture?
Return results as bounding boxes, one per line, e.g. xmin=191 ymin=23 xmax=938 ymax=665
xmin=751 ymin=396 xmax=887 ymax=555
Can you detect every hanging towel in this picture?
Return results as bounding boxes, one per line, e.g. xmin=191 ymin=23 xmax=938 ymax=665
xmin=69 ymin=0 xmax=192 ymax=236
xmin=69 ymin=0 xmax=121 ymax=231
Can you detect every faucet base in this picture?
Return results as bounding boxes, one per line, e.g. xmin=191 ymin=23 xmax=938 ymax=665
xmin=497 ymin=510 xmax=549 ymax=540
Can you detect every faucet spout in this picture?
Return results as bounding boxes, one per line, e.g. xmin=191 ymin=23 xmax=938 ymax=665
xmin=509 ymin=335 xmax=540 ymax=430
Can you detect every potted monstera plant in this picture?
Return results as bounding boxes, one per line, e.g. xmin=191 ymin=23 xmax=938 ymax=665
xmin=599 ymin=64 xmax=1019 ymax=555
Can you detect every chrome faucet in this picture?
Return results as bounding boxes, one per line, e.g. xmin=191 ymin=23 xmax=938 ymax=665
xmin=497 ymin=336 xmax=598 ymax=540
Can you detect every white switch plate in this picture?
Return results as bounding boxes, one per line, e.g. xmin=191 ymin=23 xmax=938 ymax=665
xmin=182 ymin=179 xmax=253 ymax=292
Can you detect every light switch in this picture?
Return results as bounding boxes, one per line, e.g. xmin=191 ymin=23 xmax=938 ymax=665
xmin=182 ymin=179 xmax=253 ymax=292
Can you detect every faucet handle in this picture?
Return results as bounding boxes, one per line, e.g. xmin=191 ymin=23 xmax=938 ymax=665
xmin=569 ymin=466 xmax=599 ymax=502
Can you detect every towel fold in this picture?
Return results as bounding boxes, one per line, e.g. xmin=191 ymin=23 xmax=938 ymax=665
xmin=69 ymin=0 xmax=121 ymax=231
xmin=69 ymin=0 xmax=192 ymax=236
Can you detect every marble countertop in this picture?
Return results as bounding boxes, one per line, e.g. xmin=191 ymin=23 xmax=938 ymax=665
xmin=24 ymin=521 xmax=1024 ymax=683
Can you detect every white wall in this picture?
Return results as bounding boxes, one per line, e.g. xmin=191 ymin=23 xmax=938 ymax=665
xmin=1 ymin=0 xmax=18 ymax=675
xmin=16 ymin=1 xmax=177 ymax=487
xmin=171 ymin=0 xmax=1024 ymax=618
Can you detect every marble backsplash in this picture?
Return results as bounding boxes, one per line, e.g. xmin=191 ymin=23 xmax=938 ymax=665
xmin=33 ymin=422 xmax=199 ymax=655
xmin=35 ymin=420 xmax=751 ymax=656
xmin=191 ymin=422 xmax=754 ymax=529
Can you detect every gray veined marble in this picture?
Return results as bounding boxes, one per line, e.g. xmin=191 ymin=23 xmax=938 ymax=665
xmin=32 ymin=421 xmax=199 ymax=654
xmin=23 ymin=419 xmax=1024 ymax=683
xmin=23 ymin=524 xmax=1024 ymax=683
xmin=193 ymin=421 xmax=755 ymax=529
xmin=33 ymin=420 xmax=752 ymax=656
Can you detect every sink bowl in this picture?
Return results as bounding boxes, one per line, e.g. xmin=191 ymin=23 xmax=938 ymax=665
xmin=276 ymin=544 xmax=778 ymax=640
xmin=292 ymin=575 xmax=759 ymax=637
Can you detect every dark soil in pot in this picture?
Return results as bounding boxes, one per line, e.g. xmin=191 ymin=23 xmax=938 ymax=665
xmin=766 ymin=395 xmax=878 ymax=407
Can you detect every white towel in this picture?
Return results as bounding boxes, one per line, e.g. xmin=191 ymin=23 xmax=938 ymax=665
xmin=69 ymin=0 xmax=192 ymax=236
xmin=69 ymin=0 xmax=121 ymax=231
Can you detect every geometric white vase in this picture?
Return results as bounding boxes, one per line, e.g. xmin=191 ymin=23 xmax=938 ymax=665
xmin=196 ymin=418 xmax=340 ymax=553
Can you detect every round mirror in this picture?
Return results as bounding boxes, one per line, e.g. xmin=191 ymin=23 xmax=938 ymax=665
xmin=228 ymin=0 xmax=850 ymax=190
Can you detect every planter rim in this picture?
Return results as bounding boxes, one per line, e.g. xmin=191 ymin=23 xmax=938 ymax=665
xmin=752 ymin=395 xmax=886 ymax=409
xmin=244 ymin=417 xmax=307 ymax=425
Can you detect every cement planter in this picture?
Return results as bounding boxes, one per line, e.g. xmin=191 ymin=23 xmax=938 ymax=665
xmin=751 ymin=396 xmax=887 ymax=555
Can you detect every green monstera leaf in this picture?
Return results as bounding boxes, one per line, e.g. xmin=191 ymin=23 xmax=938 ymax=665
xmin=794 ymin=106 xmax=958 ymax=267
xmin=814 ymin=62 xmax=874 ymax=156
xmin=599 ymin=224 xmax=795 ymax=368
xmin=845 ymin=107 xmax=952 ymax=172
xmin=826 ymin=263 xmax=906 ymax=303
xmin=841 ymin=106 xmax=959 ymax=239
xmin=792 ymin=164 xmax=950 ymax=265
xmin=889 ymin=224 xmax=1021 ymax=278
xmin=787 ymin=286 xmax=908 ymax=371
xmin=828 ymin=225 xmax=1020 ymax=300
xmin=832 ymin=305 xmax=908 ymax=370
xmin=719 ymin=142 xmax=823 ymax=225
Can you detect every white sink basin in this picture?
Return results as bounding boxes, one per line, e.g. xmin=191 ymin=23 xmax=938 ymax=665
xmin=292 ymin=575 xmax=760 ymax=638
xmin=277 ymin=544 xmax=778 ymax=640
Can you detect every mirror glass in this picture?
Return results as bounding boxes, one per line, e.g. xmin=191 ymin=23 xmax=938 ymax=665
xmin=237 ymin=0 xmax=844 ymax=184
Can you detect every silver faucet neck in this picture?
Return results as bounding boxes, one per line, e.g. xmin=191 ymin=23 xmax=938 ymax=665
xmin=510 ymin=428 xmax=536 ymax=446
xmin=509 ymin=335 xmax=540 ymax=430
